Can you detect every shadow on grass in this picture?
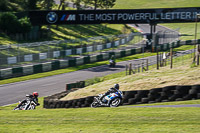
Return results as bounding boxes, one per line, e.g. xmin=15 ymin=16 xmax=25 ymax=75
xmin=180 ymin=34 xmax=193 ymax=37
xmin=51 ymin=24 xmax=121 ymax=40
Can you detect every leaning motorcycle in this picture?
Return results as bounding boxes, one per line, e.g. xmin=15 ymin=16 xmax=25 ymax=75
xmin=109 ymin=59 xmax=116 ymax=67
xmin=91 ymin=90 xmax=123 ymax=108
xmin=13 ymin=95 xmax=38 ymax=110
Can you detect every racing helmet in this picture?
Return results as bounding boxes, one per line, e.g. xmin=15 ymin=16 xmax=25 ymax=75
xmin=33 ymin=92 xmax=39 ymax=97
xmin=114 ymin=84 xmax=119 ymax=90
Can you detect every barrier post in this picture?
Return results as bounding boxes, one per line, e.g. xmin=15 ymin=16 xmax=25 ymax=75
xmin=129 ymin=63 xmax=132 ymax=75
xmin=157 ymin=49 xmax=159 ymax=70
xmin=170 ymin=48 xmax=173 ymax=69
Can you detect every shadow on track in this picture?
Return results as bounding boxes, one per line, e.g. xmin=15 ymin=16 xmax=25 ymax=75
xmin=84 ymin=64 xmax=125 ymax=72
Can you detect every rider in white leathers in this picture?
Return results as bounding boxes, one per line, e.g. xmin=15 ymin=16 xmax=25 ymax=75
xmin=100 ymin=84 xmax=120 ymax=103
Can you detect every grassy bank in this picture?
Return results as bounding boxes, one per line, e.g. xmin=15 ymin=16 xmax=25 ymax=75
xmin=1 ymin=99 xmax=200 ymax=133
xmin=114 ymin=0 xmax=200 ymax=9
xmin=162 ymin=23 xmax=199 ymax=41
xmin=63 ymin=53 xmax=200 ymax=100
xmin=0 ymin=24 xmax=132 ymax=45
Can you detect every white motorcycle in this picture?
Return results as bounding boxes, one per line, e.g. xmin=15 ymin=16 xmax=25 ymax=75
xmin=109 ymin=59 xmax=116 ymax=67
xmin=13 ymin=95 xmax=38 ymax=110
xmin=91 ymin=90 xmax=123 ymax=108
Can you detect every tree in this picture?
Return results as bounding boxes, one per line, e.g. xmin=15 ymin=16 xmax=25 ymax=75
xmin=101 ymin=0 xmax=116 ymax=9
xmin=72 ymin=0 xmax=81 ymax=10
xmin=82 ymin=0 xmax=116 ymax=10
xmin=0 ymin=0 xmax=9 ymax=11
xmin=39 ymin=0 xmax=55 ymax=10
xmin=0 ymin=13 xmax=32 ymax=34
xmin=58 ymin=0 xmax=65 ymax=10
xmin=0 ymin=12 xmax=20 ymax=34
xmin=27 ymin=0 xmax=38 ymax=10
xmin=18 ymin=17 xmax=32 ymax=33
xmin=56 ymin=0 xmax=66 ymax=29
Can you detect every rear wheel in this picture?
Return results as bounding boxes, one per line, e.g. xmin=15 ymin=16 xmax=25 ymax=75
xmin=13 ymin=107 xmax=20 ymax=110
xmin=109 ymin=98 xmax=121 ymax=107
xmin=13 ymin=103 xmax=26 ymax=110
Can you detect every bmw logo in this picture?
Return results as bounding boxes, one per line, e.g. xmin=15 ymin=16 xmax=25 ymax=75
xmin=46 ymin=12 xmax=58 ymax=24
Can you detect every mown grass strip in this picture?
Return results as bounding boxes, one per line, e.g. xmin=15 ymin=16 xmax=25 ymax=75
xmin=0 ymin=98 xmax=200 ymax=133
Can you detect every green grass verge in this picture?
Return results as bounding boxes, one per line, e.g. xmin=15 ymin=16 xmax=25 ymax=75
xmin=114 ymin=0 xmax=200 ymax=9
xmin=173 ymin=45 xmax=194 ymax=52
xmin=161 ymin=23 xmax=200 ymax=41
xmin=1 ymin=98 xmax=200 ymax=133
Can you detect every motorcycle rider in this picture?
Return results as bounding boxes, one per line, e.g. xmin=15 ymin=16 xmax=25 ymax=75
xmin=110 ymin=55 xmax=115 ymax=62
xmin=100 ymin=84 xmax=120 ymax=103
xmin=110 ymin=55 xmax=115 ymax=61
xmin=31 ymin=92 xmax=40 ymax=106
xmin=109 ymin=55 xmax=116 ymax=67
xmin=16 ymin=92 xmax=40 ymax=109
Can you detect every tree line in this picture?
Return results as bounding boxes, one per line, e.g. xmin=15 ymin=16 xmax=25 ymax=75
xmin=0 ymin=0 xmax=116 ymax=38
xmin=0 ymin=0 xmax=116 ymax=11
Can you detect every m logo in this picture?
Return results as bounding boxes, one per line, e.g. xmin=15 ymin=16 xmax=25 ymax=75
xmin=61 ymin=14 xmax=76 ymax=21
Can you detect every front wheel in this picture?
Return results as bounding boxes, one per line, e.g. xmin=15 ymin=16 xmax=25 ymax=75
xmin=29 ymin=105 xmax=36 ymax=110
xmin=91 ymin=102 xmax=99 ymax=108
xmin=109 ymin=98 xmax=121 ymax=107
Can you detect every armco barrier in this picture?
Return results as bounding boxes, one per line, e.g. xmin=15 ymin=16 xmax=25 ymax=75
xmin=43 ymin=85 xmax=200 ymax=109
xmin=1 ymin=34 xmax=133 ymax=66
xmin=0 ymin=39 xmax=198 ymax=80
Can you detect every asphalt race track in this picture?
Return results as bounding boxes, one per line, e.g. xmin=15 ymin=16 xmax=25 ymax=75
xmin=0 ymin=24 xmax=179 ymax=106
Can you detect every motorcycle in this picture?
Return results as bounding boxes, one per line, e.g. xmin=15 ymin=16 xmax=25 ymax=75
xmin=91 ymin=90 xmax=123 ymax=108
xmin=109 ymin=59 xmax=116 ymax=67
xmin=13 ymin=94 xmax=38 ymax=110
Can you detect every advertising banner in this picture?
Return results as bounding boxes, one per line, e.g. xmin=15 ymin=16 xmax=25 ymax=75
xmin=29 ymin=7 xmax=200 ymax=25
